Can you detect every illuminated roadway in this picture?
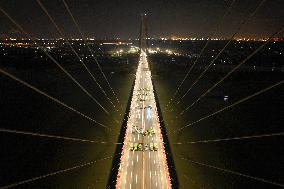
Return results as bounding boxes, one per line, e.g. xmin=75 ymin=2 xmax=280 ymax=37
xmin=116 ymin=51 xmax=171 ymax=189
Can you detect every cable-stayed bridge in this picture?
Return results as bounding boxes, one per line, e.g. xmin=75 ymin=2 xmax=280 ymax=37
xmin=0 ymin=0 xmax=284 ymax=188
xmin=115 ymin=14 xmax=172 ymax=189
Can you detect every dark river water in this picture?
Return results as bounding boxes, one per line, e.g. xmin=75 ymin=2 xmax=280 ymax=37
xmin=150 ymin=57 xmax=284 ymax=189
xmin=0 ymin=52 xmax=283 ymax=189
xmin=0 ymin=59 xmax=136 ymax=188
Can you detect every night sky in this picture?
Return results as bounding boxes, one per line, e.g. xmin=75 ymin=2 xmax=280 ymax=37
xmin=0 ymin=0 xmax=284 ymax=39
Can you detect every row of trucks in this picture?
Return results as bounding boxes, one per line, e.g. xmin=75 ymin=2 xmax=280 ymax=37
xmin=129 ymin=142 xmax=158 ymax=151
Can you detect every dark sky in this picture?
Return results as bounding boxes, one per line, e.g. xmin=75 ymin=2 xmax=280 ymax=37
xmin=0 ymin=0 xmax=284 ymax=39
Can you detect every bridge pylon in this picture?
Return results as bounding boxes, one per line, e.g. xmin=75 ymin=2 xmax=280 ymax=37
xmin=139 ymin=13 xmax=148 ymax=53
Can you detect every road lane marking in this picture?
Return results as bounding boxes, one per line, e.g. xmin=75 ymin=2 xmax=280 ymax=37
xmin=136 ymin=174 xmax=138 ymax=184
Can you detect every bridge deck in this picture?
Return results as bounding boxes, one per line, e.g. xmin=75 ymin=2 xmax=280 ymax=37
xmin=116 ymin=51 xmax=171 ymax=189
